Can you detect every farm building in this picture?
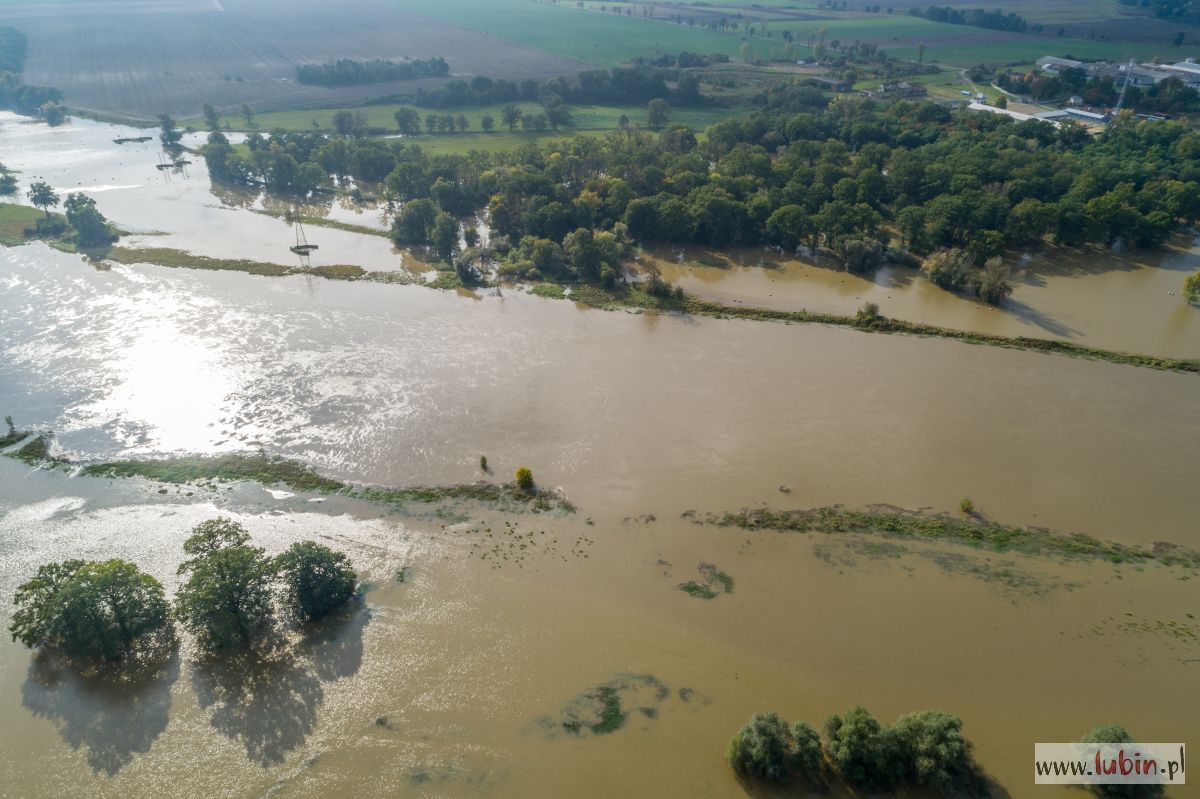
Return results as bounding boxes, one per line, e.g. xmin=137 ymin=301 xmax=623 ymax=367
xmin=1036 ymin=55 xmax=1200 ymax=88
xmin=1036 ymin=56 xmax=1083 ymax=75
xmin=805 ymin=76 xmax=852 ymax=92
xmin=863 ymin=81 xmax=928 ymax=99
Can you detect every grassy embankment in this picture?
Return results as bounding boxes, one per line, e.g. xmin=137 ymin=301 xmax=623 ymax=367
xmin=701 ymin=506 xmax=1200 ymax=568
xmin=0 ymin=203 xmax=73 ymax=249
xmin=1 ymin=430 xmax=575 ymax=514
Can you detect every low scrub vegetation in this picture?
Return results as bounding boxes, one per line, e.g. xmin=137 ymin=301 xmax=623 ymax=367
xmin=702 ymin=505 xmax=1200 ymax=568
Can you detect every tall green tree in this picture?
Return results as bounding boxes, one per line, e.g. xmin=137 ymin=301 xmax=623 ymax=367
xmin=174 ymin=518 xmax=276 ymax=652
xmin=431 ymin=211 xmax=459 ymax=260
xmin=274 ymin=541 xmax=357 ymax=622
xmin=394 ymin=107 xmax=421 ymax=135
xmin=27 ymin=181 xmax=59 ymax=216
xmin=502 ymin=104 xmax=523 ymax=132
xmin=647 ymin=98 xmax=671 ymax=130
xmin=10 ymin=559 xmax=171 ymax=663
xmin=158 ymin=113 xmax=183 ymax=152
xmin=63 ymin=192 xmax=116 ymax=246
xmin=202 ymin=103 xmax=220 ymax=132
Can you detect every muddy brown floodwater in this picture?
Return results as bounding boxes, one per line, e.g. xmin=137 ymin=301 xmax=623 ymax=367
xmin=0 ymin=113 xmax=1197 ymax=798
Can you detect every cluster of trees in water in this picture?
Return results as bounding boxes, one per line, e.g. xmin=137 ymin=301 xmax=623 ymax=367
xmin=728 ymin=707 xmax=984 ymax=795
xmin=22 ymin=180 xmax=117 ymax=248
xmin=9 ymin=518 xmax=358 ymax=665
xmin=0 ymin=26 xmax=64 ymax=123
xmin=907 ymin=5 xmax=1029 ymax=32
xmin=201 ymin=93 xmax=1200 ymax=298
xmin=997 ymin=68 xmax=1200 ymax=115
xmin=727 ymin=709 xmax=1163 ymax=798
xmin=295 ymin=57 xmax=449 ymax=87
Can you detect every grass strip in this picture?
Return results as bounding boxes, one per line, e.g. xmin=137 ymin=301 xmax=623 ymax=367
xmin=700 ymin=506 xmax=1200 ymax=568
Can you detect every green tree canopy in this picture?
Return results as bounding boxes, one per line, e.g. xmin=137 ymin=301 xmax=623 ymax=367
xmin=174 ymin=518 xmax=276 ymax=652
xmin=1079 ymin=726 xmax=1164 ymax=799
xmin=63 ymin=192 xmax=116 ymax=247
xmin=10 ymin=559 xmax=171 ymax=662
xmin=26 ymin=181 xmax=59 ymax=216
xmin=275 ymin=541 xmax=357 ymax=623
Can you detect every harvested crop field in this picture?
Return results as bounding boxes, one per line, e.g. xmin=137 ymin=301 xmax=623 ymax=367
xmin=1 ymin=0 xmax=587 ymax=120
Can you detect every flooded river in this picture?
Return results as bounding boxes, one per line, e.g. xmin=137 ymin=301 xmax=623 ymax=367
xmin=0 ymin=113 xmax=1197 ymax=797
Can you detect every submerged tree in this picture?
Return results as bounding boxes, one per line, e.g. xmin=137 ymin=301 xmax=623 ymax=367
xmin=727 ymin=711 xmax=798 ymax=781
xmin=974 ymin=257 xmax=1014 ymax=305
xmin=174 ymin=518 xmax=276 ymax=652
xmin=824 ymin=706 xmax=899 ymax=791
xmin=274 ymin=541 xmax=357 ymax=623
xmin=1079 ymin=726 xmax=1165 ymax=799
xmin=10 ymin=559 xmax=171 ymax=663
xmin=891 ymin=710 xmax=976 ymax=794
xmin=158 ymin=113 xmax=183 ymax=152
xmin=63 ymin=192 xmax=116 ymax=247
xmin=1183 ymin=270 xmax=1199 ymax=304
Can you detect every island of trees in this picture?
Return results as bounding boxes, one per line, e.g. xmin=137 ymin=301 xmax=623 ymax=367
xmin=727 ymin=708 xmax=1164 ymax=798
xmin=9 ymin=518 xmax=358 ymax=667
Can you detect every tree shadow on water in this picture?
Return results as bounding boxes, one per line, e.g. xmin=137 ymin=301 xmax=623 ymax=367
xmin=999 ymin=297 xmax=1081 ymax=339
xmin=300 ymin=600 xmax=371 ymax=683
xmin=20 ymin=650 xmax=180 ymax=776
xmin=191 ymin=650 xmax=323 ymax=767
xmin=191 ymin=604 xmax=370 ymax=766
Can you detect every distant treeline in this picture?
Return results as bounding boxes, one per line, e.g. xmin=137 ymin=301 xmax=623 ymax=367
xmin=908 ymin=5 xmax=1028 ymax=32
xmin=1119 ymin=0 xmax=1200 ymax=24
xmin=0 ymin=74 xmax=62 ymax=114
xmin=0 ymin=26 xmax=27 ymax=73
xmin=631 ymin=51 xmax=730 ymax=69
xmin=0 ymin=26 xmax=64 ymax=122
xmin=296 ymin=57 xmax=449 ymax=87
xmin=414 ymin=65 xmax=703 ymax=109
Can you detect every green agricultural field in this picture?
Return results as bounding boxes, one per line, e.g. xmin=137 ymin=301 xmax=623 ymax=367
xmin=389 ymin=0 xmax=772 ymax=65
xmin=763 ymin=13 xmax=1194 ymax=65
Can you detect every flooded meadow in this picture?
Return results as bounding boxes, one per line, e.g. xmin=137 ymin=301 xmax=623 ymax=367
xmin=0 ymin=113 xmax=1197 ymax=797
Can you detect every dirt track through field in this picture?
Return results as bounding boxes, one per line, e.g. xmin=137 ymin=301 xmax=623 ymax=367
xmin=2 ymin=0 xmax=587 ymax=119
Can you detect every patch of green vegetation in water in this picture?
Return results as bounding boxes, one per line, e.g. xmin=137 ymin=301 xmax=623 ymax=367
xmin=678 ymin=561 xmax=734 ymax=599
xmin=544 ymin=674 xmax=671 ymax=738
xmin=11 ymin=434 xmax=52 ymax=464
xmin=703 ymin=506 xmax=1200 ymax=569
xmin=82 ymin=453 xmax=344 ymax=493
xmin=678 ymin=580 xmax=718 ymax=600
